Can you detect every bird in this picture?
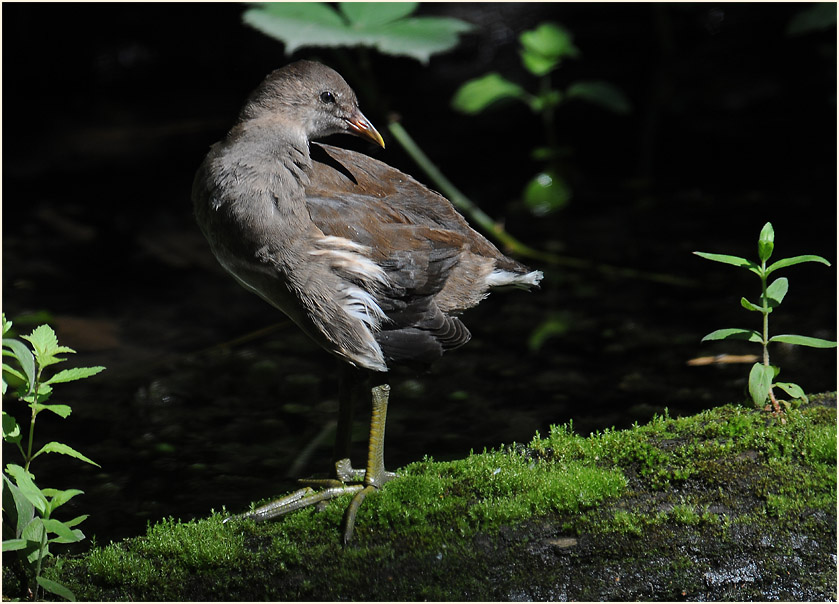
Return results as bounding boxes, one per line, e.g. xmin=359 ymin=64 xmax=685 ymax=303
xmin=192 ymin=60 xmax=543 ymax=543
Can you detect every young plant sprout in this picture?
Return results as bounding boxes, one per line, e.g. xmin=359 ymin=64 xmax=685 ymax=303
xmin=2 ymin=314 xmax=104 ymax=601
xmin=694 ymin=223 xmax=836 ymax=414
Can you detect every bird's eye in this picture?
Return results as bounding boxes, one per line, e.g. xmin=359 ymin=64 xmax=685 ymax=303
xmin=319 ymin=91 xmax=336 ymax=104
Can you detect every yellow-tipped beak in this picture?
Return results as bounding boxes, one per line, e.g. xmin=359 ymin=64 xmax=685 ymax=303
xmin=346 ymin=111 xmax=385 ymax=148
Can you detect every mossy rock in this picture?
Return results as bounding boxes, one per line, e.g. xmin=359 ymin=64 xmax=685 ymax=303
xmin=14 ymin=394 xmax=837 ymax=601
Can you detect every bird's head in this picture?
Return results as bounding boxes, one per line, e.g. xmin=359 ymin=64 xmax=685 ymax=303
xmin=241 ymin=60 xmax=385 ymax=148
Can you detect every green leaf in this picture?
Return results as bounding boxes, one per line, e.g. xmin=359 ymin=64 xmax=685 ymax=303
xmin=774 ymin=382 xmax=807 ymax=403
xmin=33 ymin=403 xmax=71 ymax=418
xmin=37 ymin=576 xmax=76 ymax=602
xmin=43 ymin=518 xmax=83 ymax=543
xmin=766 ymin=254 xmax=832 ymax=275
xmin=764 ymin=277 xmax=788 ymax=307
xmin=2 ymin=538 xmax=27 ymax=552
xmin=693 ymin=251 xmax=760 ymax=273
xmin=3 ymin=411 xmax=21 ymax=443
xmin=371 ymin=17 xmax=474 ymax=63
xmin=3 ymin=474 xmax=35 ymax=538
xmin=520 ymin=49 xmax=560 ymax=77
xmin=63 ymin=514 xmax=89 ymax=529
xmin=748 ymin=363 xmax=774 ymax=406
xmin=520 ymin=22 xmax=578 ymax=58
xmin=42 ymin=488 xmax=84 ymax=512
xmin=22 ymin=324 xmax=74 ymax=369
xmin=452 ymin=73 xmax=529 ymax=114
xmin=519 ymin=23 xmax=579 ymax=75
xmin=769 ymin=334 xmax=838 ymax=348
xmin=243 ymin=4 xmax=363 ymax=54
xmin=701 ymin=328 xmax=763 ymax=343
xmin=32 ymin=442 xmax=100 ymax=467
xmin=243 ymin=3 xmax=472 ymax=63
xmin=3 ymin=338 xmax=36 ymax=394
xmin=566 ymin=80 xmax=632 ymax=114
xmin=22 ymin=516 xmax=46 ymax=542
xmin=45 ymin=366 xmax=105 ymax=385
xmin=740 ymin=297 xmax=765 ymax=313
xmin=758 ymin=222 xmax=774 ymax=263
xmin=5 ymin=464 xmax=47 ymax=514
xmin=339 ymin=2 xmax=417 ymax=28
xmin=523 ymin=170 xmax=572 ymax=216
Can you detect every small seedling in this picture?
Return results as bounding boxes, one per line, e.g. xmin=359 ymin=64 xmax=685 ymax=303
xmin=694 ymin=222 xmax=836 ymax=414
xmin=452 ymin=22 xmax=630 ymax=215
xmin=2 ymin=314 xmax=104 ymax=601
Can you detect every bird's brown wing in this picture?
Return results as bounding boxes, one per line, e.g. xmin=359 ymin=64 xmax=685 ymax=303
xmin=306 ymin=143 xmax=502 ymax=365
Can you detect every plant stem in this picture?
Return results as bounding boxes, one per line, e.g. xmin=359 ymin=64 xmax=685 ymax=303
xmin=760 ymin=264 xmax=781 ymax=414
xmin=25 ymin=396 xmax=38 ymax=472
xmin=540 ymin=75 xmax=558 ymax=153
xmin=34 ymin=523 xmax=48 ymax=600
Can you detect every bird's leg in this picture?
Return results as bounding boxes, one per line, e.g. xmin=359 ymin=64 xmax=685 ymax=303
xmin=342 ymin=383 xmax=396 ymax=544
xmin=229 ymin=378 xmax=395 ymax=542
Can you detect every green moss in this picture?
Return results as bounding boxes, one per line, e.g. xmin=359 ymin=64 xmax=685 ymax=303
xmin=38 ymin=396 xmax=835 ymax=601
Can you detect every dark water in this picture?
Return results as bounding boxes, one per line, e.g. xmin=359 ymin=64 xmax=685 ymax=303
xmin=2 ymin=3 xmax=836 ymax=547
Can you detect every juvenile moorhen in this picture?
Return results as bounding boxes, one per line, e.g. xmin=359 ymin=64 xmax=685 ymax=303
xmin=193 ymin=60 xmax=543 ymax=542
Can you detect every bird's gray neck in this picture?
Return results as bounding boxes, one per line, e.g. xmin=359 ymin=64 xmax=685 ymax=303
xmin=214 ymin=120 xmax=315 ymax=232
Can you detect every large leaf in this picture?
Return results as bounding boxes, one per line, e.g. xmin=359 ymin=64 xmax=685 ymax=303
xmin=769 ymin=334 xmax=838 ymax=348
xmin=766 ymin=254 xmax=831 ymax=275
xmin=243 ymin=2 xmax=472 ymax=63
xmin=701 ymin=328 xmax=762 ymax=343
xmin=566 ymin=80 xmax=632 ymax=114
xmin=452 ymin=73 xmax=529 ymax=114
xmin=45 ymin=366 xmax=105 ymax=385
xmin=32 ymin=442 xmax=100 ymax=467
xmin=367 ymin=17 xmax=474 ymax=63
xmin=748 ymin=363 xmax=774 ymax=406
xmin=339 ymin=2 xmax=417 ymax=28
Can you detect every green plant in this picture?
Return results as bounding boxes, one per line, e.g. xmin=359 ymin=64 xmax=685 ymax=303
xmin=242 ymin=2 xmax=472 ymax=64
xmin=694 ymin=223 xmax=836 ymax=414
xmin=451 ymin=22 xmax=631 ymax=216
xmin=2 ymin=314 xmax=104 ymax=601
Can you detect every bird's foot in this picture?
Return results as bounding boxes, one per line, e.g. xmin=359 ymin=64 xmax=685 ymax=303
xmin=225 ymin=457 xmax=395 ymax=543
xmin=225 ymin=384 xmax=395 ymax=544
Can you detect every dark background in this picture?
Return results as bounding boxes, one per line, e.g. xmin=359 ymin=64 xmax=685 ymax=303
xmin=2 ymin=3 xmax=836 ymax=546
